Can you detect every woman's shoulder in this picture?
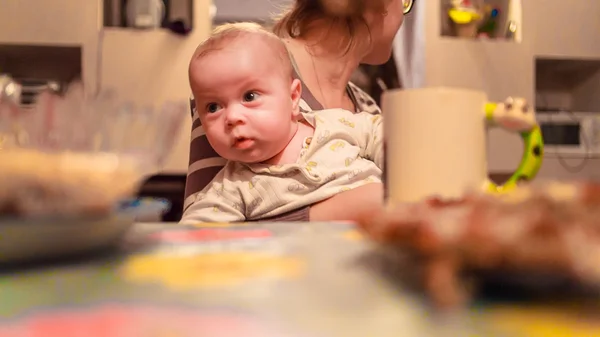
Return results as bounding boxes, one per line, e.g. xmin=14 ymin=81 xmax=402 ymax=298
xmin=347 ymin=82 xmax=381 ymax=115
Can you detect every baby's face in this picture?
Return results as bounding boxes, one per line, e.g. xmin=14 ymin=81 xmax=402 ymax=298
xmin=190 ymin=38 xmax=301 ymax=164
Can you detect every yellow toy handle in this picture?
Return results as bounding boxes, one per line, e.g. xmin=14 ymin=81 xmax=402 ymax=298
xmin=483 ymin=99 xmax=544 ymax=193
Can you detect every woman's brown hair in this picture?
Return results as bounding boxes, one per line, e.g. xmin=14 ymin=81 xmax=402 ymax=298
xmin=272 ymin=0 xmax=389 ymax=53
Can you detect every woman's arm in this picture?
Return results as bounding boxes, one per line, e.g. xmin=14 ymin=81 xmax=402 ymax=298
xmin=259 ymin=184 xmax=383 ymax=223
xmin=257 ymin=207 xmax=310 ymax=222
xmin=310 ymin=182 xmax=383 ymax=222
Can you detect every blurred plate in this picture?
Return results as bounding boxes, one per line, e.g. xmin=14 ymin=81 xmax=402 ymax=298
xmin=0 ymin=198 xmax=170 ymax=264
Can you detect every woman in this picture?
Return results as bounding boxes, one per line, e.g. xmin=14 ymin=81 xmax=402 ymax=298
xmin=184 ymin=0 xmax=415 ymax=222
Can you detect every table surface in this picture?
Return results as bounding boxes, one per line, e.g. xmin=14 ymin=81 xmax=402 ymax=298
xmin=0 ymin=221 xmax=598 ymax=337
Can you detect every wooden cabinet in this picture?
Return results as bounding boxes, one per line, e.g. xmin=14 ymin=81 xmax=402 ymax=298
xmin=0 ymin=0 xmax=99 ymax=46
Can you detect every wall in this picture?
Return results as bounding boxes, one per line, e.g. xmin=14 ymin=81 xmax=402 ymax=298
xmin=101 ymin=0 xmax=210 ymax=173
xmin=99 ymin=0 xmax=212 ymax=174
xmin=101 ymin=0 xmax=211 ymax=173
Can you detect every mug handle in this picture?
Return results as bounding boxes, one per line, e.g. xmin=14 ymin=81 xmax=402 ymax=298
xmin=482 ymin=97 xmax=544 ymax=193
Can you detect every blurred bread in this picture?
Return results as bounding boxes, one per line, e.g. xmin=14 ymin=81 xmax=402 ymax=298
xmin=358 ymin=181 xmax=600 ymax=308
xmin=0 ymin=150 xmax=141 ymax=217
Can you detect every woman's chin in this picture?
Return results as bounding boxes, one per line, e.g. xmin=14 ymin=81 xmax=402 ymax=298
xmin=361 ymin=49 xmax=393 ymax=66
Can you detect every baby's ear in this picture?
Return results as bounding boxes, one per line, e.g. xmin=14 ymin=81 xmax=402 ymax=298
xmin=290 ymin=78 xmax=302 ymax=117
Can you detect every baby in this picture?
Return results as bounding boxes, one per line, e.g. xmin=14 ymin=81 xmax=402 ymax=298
xmin=181 ymin=23 xmax=383 ymax=224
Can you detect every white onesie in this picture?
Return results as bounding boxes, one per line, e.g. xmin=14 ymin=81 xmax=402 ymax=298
xmin=180 ymin=108 xmax=383 ymax=224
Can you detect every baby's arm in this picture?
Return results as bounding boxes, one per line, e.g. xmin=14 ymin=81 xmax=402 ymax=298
xmin=358 ymin=113 xmax=384 ymax=168
xmin=180 ymin=172 xmax=245 ymax=224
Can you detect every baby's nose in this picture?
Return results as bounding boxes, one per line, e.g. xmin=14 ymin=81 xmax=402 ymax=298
xmin=225 ymin=106 xmax=246 ymax=125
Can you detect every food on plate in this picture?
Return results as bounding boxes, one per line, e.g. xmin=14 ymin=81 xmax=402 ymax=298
xmin=0 ymin=149 xmax=141 ymax=217
xmin=357 ymin=181 xmax=600 ymax=308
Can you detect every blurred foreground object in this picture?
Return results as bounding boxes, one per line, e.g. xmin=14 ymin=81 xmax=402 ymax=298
xmin=0 ymin=81 xmax=187 ymax=217
xmin=358 ymin=181 xmax=600 ymax=308
xmin=0 ymin=150 xmax=140 ymax=217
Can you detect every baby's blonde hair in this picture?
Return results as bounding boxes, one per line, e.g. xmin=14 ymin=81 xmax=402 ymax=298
xmin=190 ymin=22 xmax=294 ymax=78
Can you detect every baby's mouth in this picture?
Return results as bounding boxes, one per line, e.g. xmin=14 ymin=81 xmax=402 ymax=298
xmin=233 ymin=137 xmax=255 ymax=149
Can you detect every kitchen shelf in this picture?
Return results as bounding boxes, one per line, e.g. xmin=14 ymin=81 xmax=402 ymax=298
xmin=440 ymin=0 xmax=518 ymax=41
xmin=103 ymin=0 xmax=194 ymax=32
xmin=0 ymin=44 xmax=81 ymax=82
xmin=535 ymin=58 xmax=600 ymax=113
xmin=0 ymin=44 xmax=82 ymax=107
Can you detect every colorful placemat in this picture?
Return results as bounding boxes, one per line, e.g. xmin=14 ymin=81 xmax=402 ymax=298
xmin=0 ymin=303 xmax=298 ymax=337
xmin=0 ymin=222 xmax=598 ymax=337
xmin=479 ymin=304 xmax=600 ymax=337
xmin=120 ymin=250 xmax=305 ymax=291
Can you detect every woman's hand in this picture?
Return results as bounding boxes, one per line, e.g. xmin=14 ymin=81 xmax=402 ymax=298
xmin=310 ymin=182 xmax=383 ymax=222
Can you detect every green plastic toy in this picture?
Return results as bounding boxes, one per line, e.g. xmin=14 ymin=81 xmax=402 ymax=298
xmin=483 ymin=97 xmax=544 ymax=193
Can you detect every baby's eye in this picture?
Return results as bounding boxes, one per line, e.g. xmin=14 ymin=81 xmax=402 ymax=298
xmin=206 ymin=103 xmax=222 ymax=113
xmin=243 ymin=91 xmax=260 ymax=102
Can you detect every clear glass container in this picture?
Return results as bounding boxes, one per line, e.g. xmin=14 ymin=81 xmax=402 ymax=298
xmin=0 ymin=80 xmax=187 ymax=217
